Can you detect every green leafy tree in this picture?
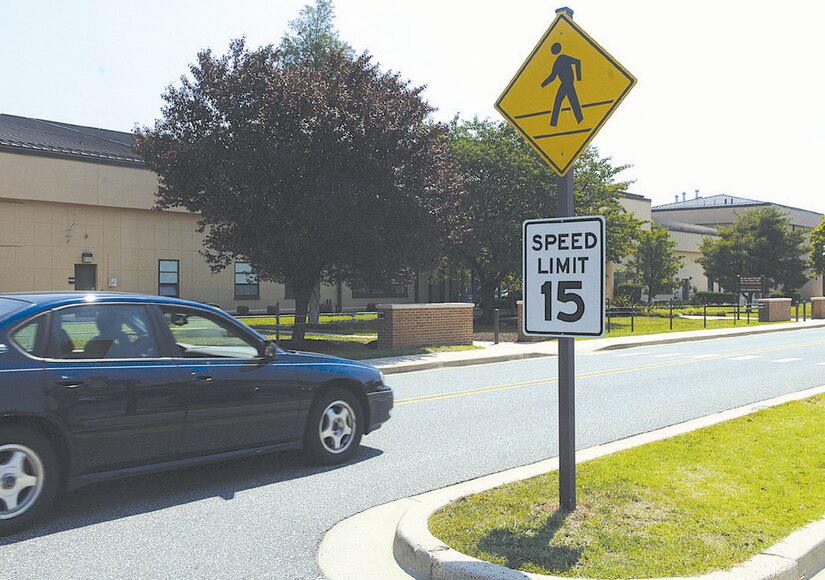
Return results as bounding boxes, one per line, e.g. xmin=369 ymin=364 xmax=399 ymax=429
xmin=135 ymin=40 xmax=461 ymax=341
xmin=808 ymin=217 xmax=825 ymax=278
xmin=446 ymin=118 xmax=642 ymax=322
xmin=625 ymin=224 xmax=683 ymax=305
xmin=697 ymin=206 xmax=808 ymax=293
xmin=278 ymin=0 xmax=353 ymax=67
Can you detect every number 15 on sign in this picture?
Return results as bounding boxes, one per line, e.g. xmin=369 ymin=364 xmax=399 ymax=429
xmin=523 ymin=216 xmax=605 ymax=337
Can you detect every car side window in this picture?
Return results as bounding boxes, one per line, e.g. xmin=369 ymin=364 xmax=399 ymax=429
xmin=161 ymin=308 xmax=259 ymax=359
xmin=49 ymin=304 xmax=160 ymax=359
xmin=9 ymin=315 xmax=46 ymax=356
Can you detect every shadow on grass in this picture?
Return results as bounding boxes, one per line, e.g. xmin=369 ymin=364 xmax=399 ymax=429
xmin=477 ymin=507 xmax=582 ymax=574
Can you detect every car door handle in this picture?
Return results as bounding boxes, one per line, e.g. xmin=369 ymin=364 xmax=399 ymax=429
xmin=57 ymin=375 xmax=85 ymax=388
xmin=191 ymin=371 xmax=212 ymax=382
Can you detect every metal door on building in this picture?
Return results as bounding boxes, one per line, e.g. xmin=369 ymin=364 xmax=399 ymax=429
xmin=74 ymin=264 xmax=97 ymax=291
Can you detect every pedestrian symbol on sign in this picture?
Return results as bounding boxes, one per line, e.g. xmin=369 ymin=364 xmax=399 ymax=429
xmin=541 ymin=42 xmax=583 ymax=127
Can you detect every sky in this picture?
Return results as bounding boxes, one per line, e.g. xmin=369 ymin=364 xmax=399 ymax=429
xmin=2 ymin=0 xmax=824 ymax=212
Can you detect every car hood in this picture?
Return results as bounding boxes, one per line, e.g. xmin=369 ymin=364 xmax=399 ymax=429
xmin=279 ymin=349 xmax=380 ymax=373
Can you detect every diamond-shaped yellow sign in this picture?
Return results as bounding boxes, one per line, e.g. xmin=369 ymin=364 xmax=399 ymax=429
xmin=496 ymin=11 xmax=636 ymax=176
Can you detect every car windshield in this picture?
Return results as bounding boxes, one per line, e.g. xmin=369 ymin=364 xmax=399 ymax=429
xmin=0 ymin=297 xmax=29 ymax=322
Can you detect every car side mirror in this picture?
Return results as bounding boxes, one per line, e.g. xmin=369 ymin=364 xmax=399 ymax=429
xmin=262 ymin=342 xmax=277 ymax=360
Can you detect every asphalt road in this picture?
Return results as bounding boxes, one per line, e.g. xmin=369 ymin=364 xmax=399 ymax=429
xmin=3 ymin=328 xmax=825 ymax=579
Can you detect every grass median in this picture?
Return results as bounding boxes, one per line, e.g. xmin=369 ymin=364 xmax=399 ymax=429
xmin=429 ymin=394 xmax=825 ymax=578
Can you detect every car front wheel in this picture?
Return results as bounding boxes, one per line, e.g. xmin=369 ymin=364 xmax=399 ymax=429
xmin=0 ymin=427 xmax=60 ymax=535
xmin=304 ymin=389 xmax=363 ymax=465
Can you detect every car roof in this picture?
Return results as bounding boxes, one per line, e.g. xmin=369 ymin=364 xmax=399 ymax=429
xmin=0 ymin=292 xmax=231 ymax=328
xmin=0 ymin=291 xmax=207 ymax=309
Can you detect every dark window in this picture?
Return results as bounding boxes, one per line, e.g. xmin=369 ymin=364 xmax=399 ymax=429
xmin=234 ymin=262 xmax=259 ymax=299
xmin=49 ymin=304 xmax=159 ymax=359
xmin=284 ymin=283 xmax=294 ymax=300
xmin=159 ymin=260 xmax=180 ymax=297
xmin=351 ymin=282 xmax=409 ymax=299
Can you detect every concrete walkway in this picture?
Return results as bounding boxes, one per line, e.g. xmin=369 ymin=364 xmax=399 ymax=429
xmin=319 ymin=320 xmax=825 ymax=579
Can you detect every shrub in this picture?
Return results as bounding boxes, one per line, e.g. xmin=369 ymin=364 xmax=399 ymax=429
xmin=615 ymin=283 xmax=642 ymax=304
xmin=693 ymin=291 xmax=736 ymax=305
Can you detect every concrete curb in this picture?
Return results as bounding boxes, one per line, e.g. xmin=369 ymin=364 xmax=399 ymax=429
xmin=391 ymin=385 xmax=825 ymax=580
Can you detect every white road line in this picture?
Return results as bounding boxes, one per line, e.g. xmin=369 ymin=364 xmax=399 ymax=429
xmin=730 ymin=355 xmax=761 ymax=361
xmin=772 ymin=358 xmax=802 ymax=363
xmin=651 ymin=353 xmax=684 ymax=358
xmin=616 ymin=352 xmax=649 ymax=357
xmin=688 ymin=354 xmax=714 ymax=359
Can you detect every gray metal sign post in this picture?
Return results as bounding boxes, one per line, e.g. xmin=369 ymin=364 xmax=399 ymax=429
xmin=557 ymin=168 xmax=576 ymax=511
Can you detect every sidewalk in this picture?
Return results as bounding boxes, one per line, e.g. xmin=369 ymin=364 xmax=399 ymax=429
xmin=319 ymin=320 xmax=825 ymax=579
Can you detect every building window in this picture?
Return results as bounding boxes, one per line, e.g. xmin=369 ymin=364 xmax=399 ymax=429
xmin=234 ymin=262 xmax=259 ymax=299
xmin=351 ymin=282 xmax=409 ymax=299
xmin=158 ymin=260 xmax=180 ymax=297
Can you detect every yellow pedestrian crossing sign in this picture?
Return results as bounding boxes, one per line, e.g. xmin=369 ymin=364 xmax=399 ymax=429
xmin=495 ymin=10 xmax=636 ymax=176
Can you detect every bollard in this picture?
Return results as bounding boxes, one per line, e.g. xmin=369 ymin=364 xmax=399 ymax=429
xmin=669 ymin=299 xmax=673 ymax=331
xmin=493 ymin=308 xmax=500 ymax=345
xmin=804 ymin=301 xmax=807 ymax=322
xmin=734 ymin=303 xmax=737 ymax=326
xmin=796 ymin=302 xmax=799 ymax=322
xmin=703 ymin=303 xmax=707 ymax=328
xmin=275 ymin=302 xmax=281 ymax=346
xmin=607 ymin=298 xmax=610 ymax=334
xmin=631 ymin=305 xmax=635 ymax=333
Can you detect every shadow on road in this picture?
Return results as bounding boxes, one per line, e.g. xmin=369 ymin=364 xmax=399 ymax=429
xmin=0 ymin=445 xmax=383 ymax=545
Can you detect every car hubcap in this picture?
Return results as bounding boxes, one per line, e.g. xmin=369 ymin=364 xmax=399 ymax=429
xmin=319 ymin=401 xmax=355 ymax=454
xmin=0 ymin=444 xmax=44 ymax=520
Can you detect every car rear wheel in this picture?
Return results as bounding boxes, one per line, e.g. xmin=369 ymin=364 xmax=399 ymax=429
xmin=0 ymin=428 xmax=60 ymax=535
xmin=304 ymin=389 xmax=363 ymax=465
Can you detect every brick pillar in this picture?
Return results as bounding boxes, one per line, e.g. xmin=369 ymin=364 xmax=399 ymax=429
xmin=758 ymin=298 xmax=791 ymax=322
xmin=812 ymin=297 xmax=825 ymax=319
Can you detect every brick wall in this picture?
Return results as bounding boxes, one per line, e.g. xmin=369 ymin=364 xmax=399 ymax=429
xmin=376 ymin=303 xmax=474 ymax=349
xmin=516 ymin=300 xmax=543 ymax=342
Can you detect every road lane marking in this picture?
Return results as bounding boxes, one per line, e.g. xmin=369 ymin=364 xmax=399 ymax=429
xmin=395 ymin=337 xmax=825 ymax=406
xmin=772 ymin=358 xmax=802 ymax=363
xmin=730 ymin=355 xmax=761 ymax=361
xmin=651 ymin=353 xmax=684 ymax=358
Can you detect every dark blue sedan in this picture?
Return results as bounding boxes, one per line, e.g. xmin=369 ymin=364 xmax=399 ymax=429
xmin=0 ymin=292 xmax=393 ymax=534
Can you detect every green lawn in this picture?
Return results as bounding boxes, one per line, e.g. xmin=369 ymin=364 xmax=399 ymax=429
xmin=236 ymin=306 xmax=813 ymax=358
xmin=429 ymin=395 xmax=825 ymax=578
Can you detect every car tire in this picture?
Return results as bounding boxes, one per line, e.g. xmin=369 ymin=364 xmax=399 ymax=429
xmin=0 ymin=427 xmax=60 ymax=535
xmin=304 ymin=389 xmax=363 ymax=465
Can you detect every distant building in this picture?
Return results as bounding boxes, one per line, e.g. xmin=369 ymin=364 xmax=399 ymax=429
xmin=652 ymin=192 xmax=823 ymax=299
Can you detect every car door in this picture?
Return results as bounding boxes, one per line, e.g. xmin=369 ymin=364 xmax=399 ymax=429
xmin=159 ymin=306 xmax=299 ymax=456
xmin=43 ymin=303 xmax=186 ymax=475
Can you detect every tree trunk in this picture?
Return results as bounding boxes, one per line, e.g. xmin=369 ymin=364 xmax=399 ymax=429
xmin=308 ymin=282 xmax=321 ymax=325
xmin=290 ymin=274 xmax=319 ymax=343
xmin=292 ymin=287 xmax=311 ymax=344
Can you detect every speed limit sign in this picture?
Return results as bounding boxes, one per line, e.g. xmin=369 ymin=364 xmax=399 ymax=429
xmin=523 ymin=216 xmax=605 ymax=337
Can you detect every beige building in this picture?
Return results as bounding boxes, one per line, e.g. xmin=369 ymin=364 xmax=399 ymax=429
xmin=0 ymin=114 xmax=433 ymax=311
xmin=652 ymin=192 xmax=824 ymax=299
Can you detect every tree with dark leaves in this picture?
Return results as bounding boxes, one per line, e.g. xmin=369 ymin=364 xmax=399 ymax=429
xmin=135 ymin=40 xmax=461 ymax=341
